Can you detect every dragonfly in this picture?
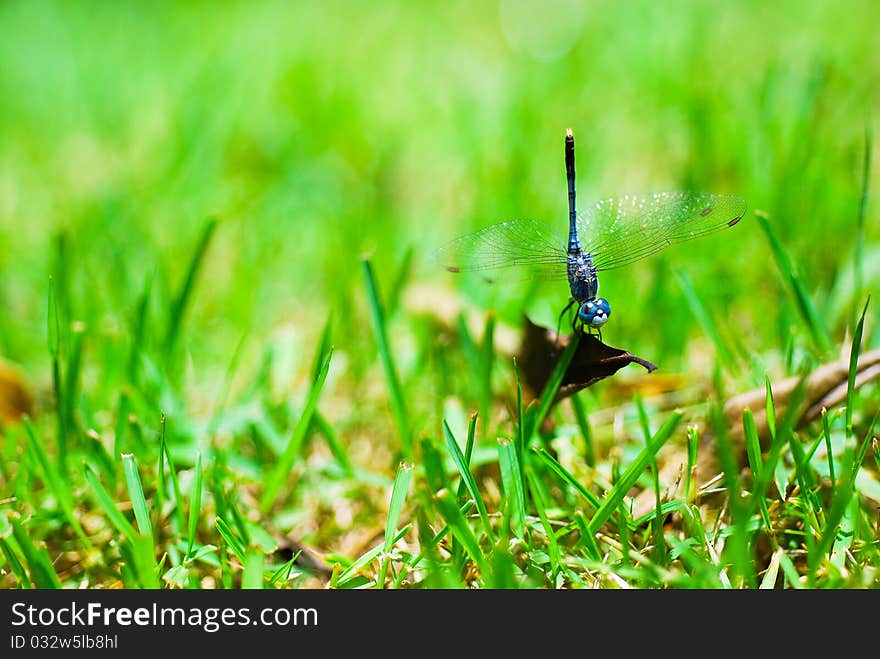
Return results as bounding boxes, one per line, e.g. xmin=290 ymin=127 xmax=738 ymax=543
xmin=435 ymin=129 xmax=747 ymax=338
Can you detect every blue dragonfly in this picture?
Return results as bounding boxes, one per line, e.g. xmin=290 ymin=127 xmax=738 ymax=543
xmin=436 ymin=129 xmax=747 ymax=338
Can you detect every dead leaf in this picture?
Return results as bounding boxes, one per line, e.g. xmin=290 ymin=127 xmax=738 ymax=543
xmin=0 ymin=358 xmax=33 ymax=426
xmin=517 ymin=316 xmax=657 ymax=405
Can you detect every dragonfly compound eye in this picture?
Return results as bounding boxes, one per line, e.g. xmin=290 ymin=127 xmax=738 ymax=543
xmin=578 ymin=298 xmax=611 ymax=327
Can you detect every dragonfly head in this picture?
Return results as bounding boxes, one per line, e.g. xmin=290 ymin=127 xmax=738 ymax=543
xmin=578 ymin=297 xmax=610 ymax=328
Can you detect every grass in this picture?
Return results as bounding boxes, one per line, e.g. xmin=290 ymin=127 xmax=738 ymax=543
xmin=0 ymin=0 xmax=879 ymax=590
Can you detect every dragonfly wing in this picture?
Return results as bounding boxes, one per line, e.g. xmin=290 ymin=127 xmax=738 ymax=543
xmin=576 ymin=192 xmax=747 ymax=271
xmin=434 ymin=219 xmax=568 ymax=282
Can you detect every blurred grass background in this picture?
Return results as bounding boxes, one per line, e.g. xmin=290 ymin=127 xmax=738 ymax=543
xmin=0 ymin=0 xmax=878 ymax=588
xmin=2 ymin=0 xmax=877 ymax=371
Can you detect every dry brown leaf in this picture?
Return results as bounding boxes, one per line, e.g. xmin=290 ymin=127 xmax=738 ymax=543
xmin=0 ymin=358 xmax=33 ymax=426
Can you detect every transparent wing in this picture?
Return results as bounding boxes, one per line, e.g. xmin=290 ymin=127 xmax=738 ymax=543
xmin=434 ymin=219 xmax=568 ymax=282
xmin=576 ymin=192 xmax=747 ymax=271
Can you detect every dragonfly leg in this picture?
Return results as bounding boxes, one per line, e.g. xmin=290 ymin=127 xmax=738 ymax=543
xmin=556 ymin=298 xmax=576 ymax=340
xmin=580 ymin=319 xmax=602 ymax=342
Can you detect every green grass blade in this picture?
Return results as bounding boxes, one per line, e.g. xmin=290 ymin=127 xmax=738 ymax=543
xmin=186 ymin=451 xmax=204 ymax=559
xmin=829 ymin=497 xmax=856 ymax=573
xmin=225 ymin=493 xmax=252 ymax=547
xmin=122 ymin=453 xmax=154 ymax=542
xmin=310 ymin=314 xmax=333 ymax=385
xmin=756 ymin=211 xmax=833 ymax=354
xmin=676 ymin=268 xmax=736 ymax=369
xmin=848 ymin=412 xmax=877 ymax=487
xmin=207 ymin=330 xmax=251 ymax=436
xmin=845 ymin=297 xmax=870 ymax=438
xmin=411 ymin=510 xmax=453 ymax=574
xmin=464 ymin=416 xmax=476 ymax=467
xmin=242 ymin=548 xmax=264 ymax=589
xmin=712 ymin=405 xmax=755 ymax=587
xmin=22 ymin=417 xmax=90 ymax=547
xmin=743 ymin=409 xmax=772 ymax=532
xmin=51 ymin=230 xmax=71 ymax=342
xmin=85 ymin=429 xmax=116 ymax=486
xmin=442 ymin=420 xmax=493 ymax=541
xmin=11 ymin=519 xmax=61 ymax=589
xmin=480 ymin=313 xmax=495 ymax=441
xmin=159 ymin=414 xmax=186 ymax=533
xmin=525 ymin=467 xmax=561 ymax=579
xmin=532 ymin=447 xmax=601 ymax=509
xmin=333 ymin=527 xmax=410 ymax=587
xmin=635 ymin=393 xmax=666 ymax=563
xmin=84 ymin=464 xmax=137 ymax=543
xmin=588 ymin=411 xmax=682 ymax=535
xmin=514 ymin=357 xmax=526 ymax=475
xmin=63 ymin=322 xmax=84 ymax=438
xmin=215 ymin=517 xmax=246 ymax=563
xmin=573 ymin=512 xmax=601 ymax=561
xmin=786 ymin=432 xmax=820 ymax=549
xmin=0 ymin=536 xmax=33 ymax=588
xmin=378 ymin=461 xmax=413 ymax=587
xmin=250 ymin=418 xmax=285 ymax=458
xmin=419 ymin=437 xmax=446 ymax=495
xmin=268 ymin=552 xmax=300 ymax=586
xmin=497 ymin=438 xmax=526 ymax=539
xmin=313 ymin=411 xmax=354 ymax=477
xmin=759 ymin=548 xmax=782 ymax=589
xmin=751 ymin=379 xmax=806 ymax=515
xmin=526 ymin=332 xmax=581 ymax=441
xmin=113 ymin=390 xmax=131 ymax=459
xmin=156 ymin=420 xmax=167 ymax=526
xmin=362 ymin=258 xmax=411 ymax=456
xmin=164 ymin=216 xmax=218 ymax=359
xmin=765 ymin=375 xmax=777 ymax=441
xmin=388 ymin=246 xmax=414 ymax=317
xmin=631 ymin=500 xmax=685 ymax=529
xmin=811 ymin=472 xmax=854 ymax=580
xmin=455 ymin=412 xmax=478 ymax=501
xmin=47 ymin=277 xmax=68 ymax=473
xmin=822 ymin=409 xmax=836 ymax=495
xmin=685 ymin=425 xmax=699 ymax=504
xmin=47 ymin=276 xmax=60 ymax=358
xmin=764 ymin=375 xmax=787 ymax=501
xmin=778 ymin=551 xmax=803 ymax=589
xmin=383 ymin=462 xmax=413 ymax=554
xmin=126 ymin=534 xmax=160 ymax=589
xmin=128 ymin=272 xmax=153 ymax=383
xmin=488 ymin=544 xmax=518 ymax=588
xmin=119 ymin=550 xmax=141 ymax=588
xmin=808 ymin=413 xmax=876 ymax=581
xmin=616 ymin=502 xmax=631 ymax=571
xmin=433 ymin=491 xmax=487 ymax=576
xmin=456 ymin=314 xmax=480 ymax=376
xmin=853 ymin=126 xmax=871 ymax=325
xmin=743 ymin=408 xmax=763 ymax=476
xmin=571 ymin=393 xmax=595 ymax=467
xmin=261 ymin=348 xmax=333 ymax=511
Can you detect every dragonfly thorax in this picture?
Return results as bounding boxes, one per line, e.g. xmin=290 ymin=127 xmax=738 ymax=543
xmin=566 ymin=250 xmax=599 ymax=303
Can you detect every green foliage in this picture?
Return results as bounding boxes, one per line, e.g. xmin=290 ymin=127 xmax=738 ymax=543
xmin=0 ymin=0 xmax=878 ymax=589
